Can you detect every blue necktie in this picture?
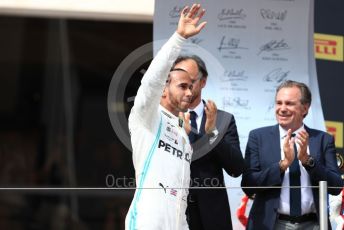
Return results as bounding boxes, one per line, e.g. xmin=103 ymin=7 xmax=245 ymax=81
xmin=188 ymin=111 xmax=198 ymax=143
xmin=289 ymin=133 xmax=301 ymax=216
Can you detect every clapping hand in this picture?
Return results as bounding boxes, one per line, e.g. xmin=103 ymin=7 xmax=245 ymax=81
xmin=204 ymin=100 xmax=217 ymax=134
xmin=280 ymin=129 xmax=296 ymax=170
xmin=296 ymin=130 xmax=309 ymax=164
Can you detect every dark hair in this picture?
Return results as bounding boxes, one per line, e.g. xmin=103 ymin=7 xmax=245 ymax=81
xmin=275 ymin=80 xmax=312 ymax=106
xmin=172 ymin=55 xmax=208 ymax=79
xmin=166 ymin=68 xmax=188 ymax=84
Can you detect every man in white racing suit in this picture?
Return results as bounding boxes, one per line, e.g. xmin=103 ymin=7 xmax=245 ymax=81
xmin=125 ymin=4 xmax=207 ymax=230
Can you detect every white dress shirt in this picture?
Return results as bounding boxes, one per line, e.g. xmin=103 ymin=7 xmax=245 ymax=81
xmin=278 ymin=124 xmax=316 ymax=215
xmin=188 ymin=101 xmax=204 ymax=133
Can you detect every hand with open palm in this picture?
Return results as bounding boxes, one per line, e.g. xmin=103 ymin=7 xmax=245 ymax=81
xmin=177 ymin=4 xmax=207 ymax=39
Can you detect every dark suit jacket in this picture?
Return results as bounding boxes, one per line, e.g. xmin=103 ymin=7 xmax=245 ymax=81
xmin=241 ymin=124 xmax=343 ymax=230
xmin=188 ymin=109 xmax=244 ymax=230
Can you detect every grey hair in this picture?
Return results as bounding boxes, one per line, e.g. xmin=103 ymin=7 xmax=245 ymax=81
xmin=275 ymin=80 xmax=312 ymax=105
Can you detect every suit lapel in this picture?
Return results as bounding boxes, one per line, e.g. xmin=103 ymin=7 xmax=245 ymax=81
xmin=199 ymin=100 xmax=207 ymax=136
xmin=305 ymin=126 xmax=318 ymax=160
xmin=200 ymin=110 xmax=206 ymax=136
xmin=270 ymin=125 xmax=282 ymax=163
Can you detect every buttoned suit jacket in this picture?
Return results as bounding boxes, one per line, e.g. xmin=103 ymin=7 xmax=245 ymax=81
xmin=241 ymin=124 xmax=343 ymax=230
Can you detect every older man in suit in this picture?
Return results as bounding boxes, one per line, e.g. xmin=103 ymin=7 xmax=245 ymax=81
xmin=241 ymin=80 xmax=343 ymax=230
xmin=174 ymin=55 xmax=245 ymax=230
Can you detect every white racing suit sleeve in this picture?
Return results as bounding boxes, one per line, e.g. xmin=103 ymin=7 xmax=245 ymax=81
xmin=129 ymin=32 xmax=186 ymax=130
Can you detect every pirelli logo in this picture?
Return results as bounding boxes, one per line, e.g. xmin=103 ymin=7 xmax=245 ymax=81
xmin=314 ymin=33 xmax=343 ymax=62
xmin=325 ymin=121 xmax=343 ymax=148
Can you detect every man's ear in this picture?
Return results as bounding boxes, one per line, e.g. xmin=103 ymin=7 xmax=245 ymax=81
xmin=302 ymin=104 xmax=310 ymax=117
xmin=162 ymin=87 xmax=167 ymax=98
xmin=200 ymin=77 xmax=207 ymax=88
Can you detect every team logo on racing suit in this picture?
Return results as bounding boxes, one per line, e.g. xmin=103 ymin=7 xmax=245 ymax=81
xmin=165 ymin=123 xmax=179 ymax=145
xmin=158 ymin=139 xmax=191 ymax=163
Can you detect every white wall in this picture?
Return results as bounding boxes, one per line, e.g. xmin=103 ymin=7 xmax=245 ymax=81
xmin=0 ymin=0 xmax=154 ymax=22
